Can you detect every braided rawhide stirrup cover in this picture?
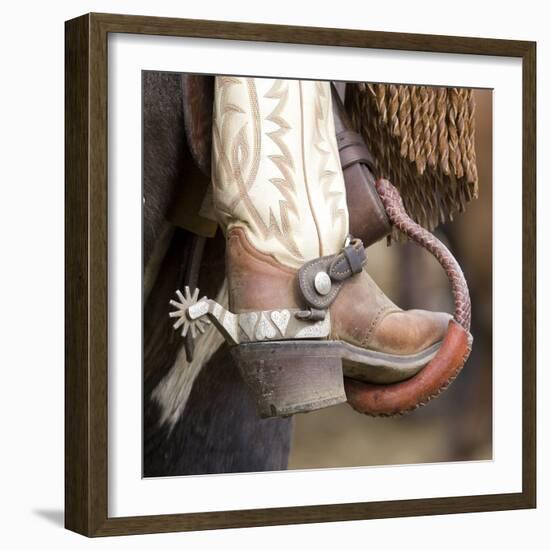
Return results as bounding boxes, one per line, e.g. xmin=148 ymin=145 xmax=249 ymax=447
xmin=345 ymin=178 xmax=473 ymax=417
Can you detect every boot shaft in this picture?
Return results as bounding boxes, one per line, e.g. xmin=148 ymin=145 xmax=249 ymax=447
xmin=212 ymin=77 xmax=349 ymax=269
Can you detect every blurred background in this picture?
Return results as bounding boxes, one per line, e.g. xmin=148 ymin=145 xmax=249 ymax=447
xmin=288 ymin=89 xmax=493 ymax=469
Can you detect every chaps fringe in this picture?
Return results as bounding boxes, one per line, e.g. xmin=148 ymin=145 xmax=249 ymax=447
xmin=346 ymin=83 xmax=479 ymax=234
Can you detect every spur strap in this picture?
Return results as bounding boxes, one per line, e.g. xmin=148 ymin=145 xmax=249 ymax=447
xmin=297 ymin=238 xmax=367 ymax=311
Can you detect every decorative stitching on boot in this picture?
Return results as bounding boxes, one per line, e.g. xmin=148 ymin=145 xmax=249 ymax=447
xmin=214 ymin=77 xmax=304 ymax=263
xmin=360 ymin=306 xmax=391 ymax=348
xmin=228 ymin=228 xmax=297 ymax=275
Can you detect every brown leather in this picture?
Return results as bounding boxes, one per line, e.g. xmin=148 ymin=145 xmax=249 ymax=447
xmin=227 ymin=228 xmax=450 ymax=357
xmin=331 ymin=85 xmax=392 ymax=247
xmin=329 ymin=239 xmax=366 ymax=279
xmin=345 ymin=320 xmax=472 ymax=416
xmin=329 ymin=270 xmax=451 ymax=355
xmin=297 ymin=239 xmax=366 ymax=310
xmin=226 ymin=228 xmax=302 ymax=313
xmin=180 ymin=234 xmax=207 ymax=362
xmin=337 ymin=130 xmax=376 ymax=171
xmin=181 ymin=74 xmax=215 ymax=178
xmin=166 ymin=163 xmax=218 ymax=238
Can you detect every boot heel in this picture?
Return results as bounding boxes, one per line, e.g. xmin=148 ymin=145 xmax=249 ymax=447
xmin=231 ymin=341 xmax=346 ymax=418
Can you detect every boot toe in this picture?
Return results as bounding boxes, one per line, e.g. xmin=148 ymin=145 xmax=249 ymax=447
xmin=370 ymin=309 xmax=452 ymax=356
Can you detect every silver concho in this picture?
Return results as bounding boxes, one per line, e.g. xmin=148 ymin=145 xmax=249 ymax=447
xmin=314 ymin=271 xmax=331 ymax=296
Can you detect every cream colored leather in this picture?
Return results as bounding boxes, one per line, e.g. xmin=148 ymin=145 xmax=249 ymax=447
xmin=211 ymin=77 xmax=349 ymax=269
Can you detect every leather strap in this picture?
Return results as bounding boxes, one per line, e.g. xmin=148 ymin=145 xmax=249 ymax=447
xmin=328 ymin=239 xmax=366 ymax=280
xmin=179 ymin=234 xmax=207 ymax=362
xmin=336 ymin=130 xmax=376 ymax=171
xmin=181 ymin=74 xmax=215 ymax=178
xmin=330 ymin=84 xmax=392 ymax=248
xmin=298 ymin=238 xmax=367 ymax=311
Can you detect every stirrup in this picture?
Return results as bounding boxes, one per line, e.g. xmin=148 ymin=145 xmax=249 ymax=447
xmin=344 ymin=179 xmax=473 ymax=417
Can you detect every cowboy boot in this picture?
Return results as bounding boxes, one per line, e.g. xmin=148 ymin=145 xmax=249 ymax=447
xmin=170 ymin=76 xmax=471 ymax=418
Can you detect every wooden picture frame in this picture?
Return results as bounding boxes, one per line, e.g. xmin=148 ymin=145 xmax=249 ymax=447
xmin=65 ymin=12 xmax=536 ymax=536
